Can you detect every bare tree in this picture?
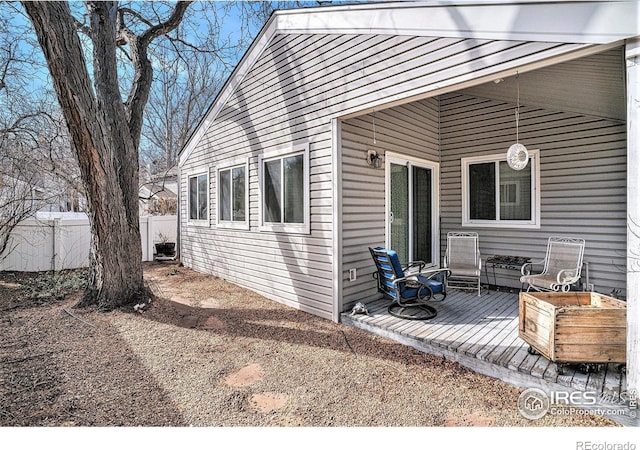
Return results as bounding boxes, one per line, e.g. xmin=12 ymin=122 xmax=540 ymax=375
xmin=19 ymin=0 xmax=339 ymax=310
xmin=141 ymin=43 xmax=222 ymax=172
xmin=0 ymin=107 xmax=82 ymax=259
xmin=0 ymin=5 xmax=84 ymax=261
xmin=135 ymin=2 xmax=272 ymax=221
xmin=138 ymin=1 xmax=312 ymax=173
xmin=22 ymin=1 xmax=192 ymax=310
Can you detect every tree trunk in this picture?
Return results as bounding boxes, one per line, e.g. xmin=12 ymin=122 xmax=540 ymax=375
xmin=24 ymin=1 xmax=145 ymax=310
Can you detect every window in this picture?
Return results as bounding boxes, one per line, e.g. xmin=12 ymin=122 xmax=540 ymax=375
xmin=217 ymin=160 xmax=248 ymax=229
xmin=462 ymin=150 xmax=540 ymax=228
xmin=259 ymin=143 xmax=309 ymax=234
xmin=188 ymin=171 xmax=209 ymax=224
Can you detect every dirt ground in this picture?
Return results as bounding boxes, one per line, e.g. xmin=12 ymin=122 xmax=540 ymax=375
xmin=0 ymin=261 xmax=622 ymax=430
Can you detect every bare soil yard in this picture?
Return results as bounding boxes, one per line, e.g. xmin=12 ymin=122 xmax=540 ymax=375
xmin=0 ymin=261 xmax=618 ymax=427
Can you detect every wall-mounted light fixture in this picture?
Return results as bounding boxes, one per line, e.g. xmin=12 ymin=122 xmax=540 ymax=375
xmin=366 ymin=149 xmax=381 ymax=169
xmin=365 ymin=110 xmax=382 ymax=168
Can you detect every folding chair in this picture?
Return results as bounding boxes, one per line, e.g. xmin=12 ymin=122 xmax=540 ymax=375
xmin=443 ymin=232 xmax=482 ymax=296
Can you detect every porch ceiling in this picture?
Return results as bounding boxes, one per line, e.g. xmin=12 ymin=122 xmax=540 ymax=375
xmin=459 ymin=47 xmax=626 ymax=121
xmin=343 ymin=45 xmax=626 ymax=123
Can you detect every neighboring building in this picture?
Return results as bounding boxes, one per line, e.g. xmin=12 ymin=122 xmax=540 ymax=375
xmin=177 ymin=1 xmax=639 ymax=391
xmin=0 ymin=172 xmax=85 ymax=216
xmin=139 ymin=166 xmax=178 ymax=216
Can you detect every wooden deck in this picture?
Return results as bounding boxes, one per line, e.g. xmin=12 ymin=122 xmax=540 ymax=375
xmin=341 ymin=289 xmax=635 ymax=425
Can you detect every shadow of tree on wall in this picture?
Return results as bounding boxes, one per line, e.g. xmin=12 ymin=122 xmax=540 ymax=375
xmin=196 ymin=34 xmax=334 ymax=320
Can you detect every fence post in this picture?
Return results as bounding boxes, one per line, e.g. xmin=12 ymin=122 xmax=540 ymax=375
xmin=52 ymin=218 xmax=62 ymax=271
xmin=148 ymin=216 xmax=155 ymax=261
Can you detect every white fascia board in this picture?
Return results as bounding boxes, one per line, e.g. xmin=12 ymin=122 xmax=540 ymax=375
xmin=277 ymin=1 xmax=639 ymax=44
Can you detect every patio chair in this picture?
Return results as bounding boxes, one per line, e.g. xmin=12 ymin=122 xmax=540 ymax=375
xmin=369 ymin=247 xmax=450 ymax=320
xmin=443 ymin=232 xmax=482 ymax=296
xmin=520 ymin=236 xmax=585 ymax=292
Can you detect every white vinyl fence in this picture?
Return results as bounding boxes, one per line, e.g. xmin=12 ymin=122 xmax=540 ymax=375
xmin=0 ymin=214 xmax=177 ymax=272
xmin=139 ymin=215 xmax=177 ymax=262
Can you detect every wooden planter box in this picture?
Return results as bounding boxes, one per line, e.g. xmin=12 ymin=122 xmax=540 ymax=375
xmin=519 ymin=291 xmax=626 ymax=365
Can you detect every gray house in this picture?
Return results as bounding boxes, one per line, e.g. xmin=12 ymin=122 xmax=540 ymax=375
xmin=178 ymin=1 xmax=639 ymax=399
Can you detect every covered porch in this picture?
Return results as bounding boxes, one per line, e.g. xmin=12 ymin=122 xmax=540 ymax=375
xmin=341 ymin=289 xmax=635 ymax=426
xmin=336 ymin=34 xmax=639 ymax=410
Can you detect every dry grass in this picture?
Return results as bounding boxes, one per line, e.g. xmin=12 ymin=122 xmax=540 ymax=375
xmin=0 ymin=262 xmax=621 ymax=430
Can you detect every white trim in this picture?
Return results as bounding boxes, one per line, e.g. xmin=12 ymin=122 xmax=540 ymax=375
xmin=275 ymin=2 xmax=638 ymax=44
xmin=258 ymin=142 xmax=311 ymax=235
xmin=331 ymin=118 xmax=342 ymax=323
xmin=625 ymin=37 xmax=640 ymax=400
xmin=385 ymin=151 xmax=441 ymax=268
xmin=278 ymin=1 xmax=638 ymax=44
xmin=185 ymin=168 xmax=210 ymax=227
xmin=176 ymin=166 xmax=181 ymax=259
xmin=216 ymin=158 xmax=250 ymax=231
xmin=461 ymin=150 xmax=541 ymax=229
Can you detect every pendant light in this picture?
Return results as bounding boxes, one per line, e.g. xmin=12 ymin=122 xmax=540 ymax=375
xmin=506 ymin=72 xmax=529 ymax=171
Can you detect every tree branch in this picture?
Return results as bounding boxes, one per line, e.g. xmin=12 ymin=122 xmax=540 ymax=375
xmin=140 ymin=1 xmax=192 ymax=46
xmin=118 ymin=7 xmax=155 ymax=29
xmin=122 ymin=1 xmax=192 ymax=151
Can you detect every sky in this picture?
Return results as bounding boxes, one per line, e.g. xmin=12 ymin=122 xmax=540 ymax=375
xmin=1 ymin=1 xmax=280 ymax=167
xmin=3 ymin=2 xmax=263 ymax=93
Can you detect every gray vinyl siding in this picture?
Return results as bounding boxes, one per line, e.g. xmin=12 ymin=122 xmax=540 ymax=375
xmin=180 ymin=35 xmax=341 ymax=320
xmin=439 ymin=49 xmax=627 ymax=294
xmin=341 ymin=100 xmax=440 ymax=311
xmin=439 ymin=92 xmax=627 ymax=294
xmin=461 ymin=48 xmax=626 ymax=121
xmin=181 ymin=30 xmax=617 ymax=319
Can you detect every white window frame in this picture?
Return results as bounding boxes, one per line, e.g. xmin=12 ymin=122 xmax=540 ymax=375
xmin=216 ymin=158 xmax=249 ymax=230
xmin=461 ymin=150 xmax=540 ymax=229
xmin=186 ymin=169 xmax=210 ymax=227
xmin=258 ymin=142 xmax=310 ymax=234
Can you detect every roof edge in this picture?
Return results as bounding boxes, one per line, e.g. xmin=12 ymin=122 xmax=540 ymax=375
xmin=178 ymin=11 xmax=280 ymax=167
xmin=276 ymin=1 xmax=638 ymax=44
xmin=178 ymin=1 xmax=639 ymax=168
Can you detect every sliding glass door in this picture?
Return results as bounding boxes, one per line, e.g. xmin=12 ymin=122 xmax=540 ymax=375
xmin=387 ymin=154 xmax=439 ymax=266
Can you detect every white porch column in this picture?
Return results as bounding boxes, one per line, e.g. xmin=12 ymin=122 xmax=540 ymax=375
xmin=626 ymin=38 xmax=640 ymax=403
